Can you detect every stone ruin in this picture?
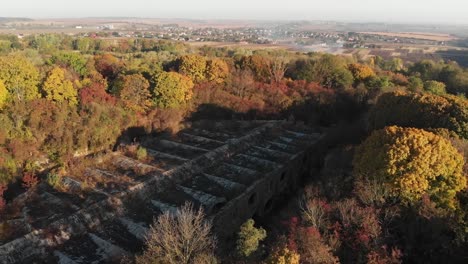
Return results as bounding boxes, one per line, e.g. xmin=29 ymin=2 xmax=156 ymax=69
xmin=0 ymin=120 xmax=324 ymax=263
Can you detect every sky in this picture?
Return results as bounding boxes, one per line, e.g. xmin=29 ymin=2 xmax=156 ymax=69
xmin=1 ymin=0 xmax=468 ymax=25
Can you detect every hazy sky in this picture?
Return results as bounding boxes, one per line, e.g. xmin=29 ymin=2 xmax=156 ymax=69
xmin=2 ymin=0 xmax=468 ymax=24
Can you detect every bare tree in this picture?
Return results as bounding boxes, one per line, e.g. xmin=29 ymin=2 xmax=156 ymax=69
xmin=229 ymin=67 xmax=255 ymax=99
xmin=136 ymin=202 xmax=217 ymax=264
xmin=267 ymin=57 xmax=288 ymax=84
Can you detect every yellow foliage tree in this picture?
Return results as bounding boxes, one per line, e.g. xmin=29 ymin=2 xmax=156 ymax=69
xmin=42 ymin=67 xmax=78 ymax=106
xmin=348 ymin=63 xmax=376 ymax=82
xmin=0 ymin=55 xmax=40 ymax=101
xmin=152 ymin=71 xmax=194 ymax=108
xmin=0 ymin=80 xmax=7 ymax=109
xmin=266 ymin=247 xmax=300 ymax=264
xmin=205 ymin=58 xmax=229 ymax=83
xmin=353 ymin=126 xmax=466 ymax=209
xmin=369 ymin=91 xmax=468 ymax=139
xmin=178 ymin=54 xmax=207 ymax=83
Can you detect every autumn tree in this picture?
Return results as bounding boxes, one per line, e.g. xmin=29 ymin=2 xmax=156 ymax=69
xmin=152 ymin=71 xmax=194 ymax=108
xmin=42 ymin=67 xmax=78 ymax=106
xmin=112 ymin=73 xmax=152 ymax=112
xmin=295 ymin=226 xmax=338 ymax=264
xmin=0 ymin=55 xmax=40 ymax=101
xmin=94 ymin=53 xmax=124 ymax=81
xmin=228 ymin=68 xmax=256 ymax=98
xmin=236 ymin=219 xmax=267 ymax=257
xmin=177 ymin=54 xmax=207 ymax=83
xmin=22 ymin=172 xmax=39 ymax=189
xmin=348 ymin=63 xmax=376 ymax=82
xmin=0 ymin=80 xmax=7 ymax=108
xmin=239 ymin=54 xmax=271 ymax=82
xmin=0 ymin=184 xmax=6 ymax=211
xmin=266 ymin=246 xmax=300 ymax=264
xmin=353 ymin=126 xmax=466 ymax=209
xmin=79 ymin=72 xmax=116 ymax=106
xmin=205 ymin=58 xmax=229 ymax=83
xmin=369 ymin=92 xmax=468 ymax=139
xmin=136 ymin=203 xmax=216 ymax=264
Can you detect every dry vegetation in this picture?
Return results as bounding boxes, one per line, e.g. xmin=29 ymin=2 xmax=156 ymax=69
xmin=359 ymin=32 xmax=457 ymax=41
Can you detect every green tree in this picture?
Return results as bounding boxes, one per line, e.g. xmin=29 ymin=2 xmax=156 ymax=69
xmin=236 ymin=219 xmax=267 ymax=257
xmin=407 ymin=76 xmax=424 ymax=92
xmin=424 ymin=80 xmax=447 ymax=95
xmin=50 ymin=52 xmax=89 ymax=77
xmin=178 ymin=54 xmax=207 ymax=83
xmin=0 ymin=55 xmax=40 ymax=101
xmin=288 ymin=55 xmax=353 ymax=89
xmin=42 ymin=67 xmax=78 ymax=106
xmin=74 ymin=37 xmax=92 ymax=53
xmin=353 ymin=126 xmax=466 ymax=209
xmin=409 ymin=60 xmax=439 ymax=81
xmin=365 ymin=76 xmax=392 ymax=90
xmin=152 ymin=71 xmax=194 ymax=108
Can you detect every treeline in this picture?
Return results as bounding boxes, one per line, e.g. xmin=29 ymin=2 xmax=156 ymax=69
xmin=0 ymin=34 xmax=467 ymax=186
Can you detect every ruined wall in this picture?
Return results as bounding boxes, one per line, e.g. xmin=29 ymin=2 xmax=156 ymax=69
xmin=0 ymin=121 xmax=324 ymax=263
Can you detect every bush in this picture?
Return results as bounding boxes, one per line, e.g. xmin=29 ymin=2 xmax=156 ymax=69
xmin=136 ymin=146 xmax=148 ymax=161
xmin=266 ymin=246 xmax=300 ymax=264
xmin=236 ymin=219 xmax=267 ymax=257
xmin=46 ymin=173 xmax=61 ymax=189
xmin=22 ymin=172 xmax=39 ymax=189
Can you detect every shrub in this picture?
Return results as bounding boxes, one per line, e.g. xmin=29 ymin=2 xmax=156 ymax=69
xmin=236 ymin=219 xmax=267 ymax=257
xmin=266 ymin=246 xmax=300 ymax=264
xmin=136 ymin=146 xmax=148 ymax=161
xmin=46 ymin=173 xmax=61 ymax=189
xmin=424 ymin=80 xmax=446 ymax=95
xmin=367 ymin=246 xmax=402 ymax=264
xmin=22 ymin=172 xmax=39 ymax=189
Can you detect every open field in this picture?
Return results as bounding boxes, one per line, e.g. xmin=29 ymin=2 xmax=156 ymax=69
xmin=359 ymin=31 xmax=457 ymax=41
xmin=186 ymin=41 xmax=295 ymax=50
